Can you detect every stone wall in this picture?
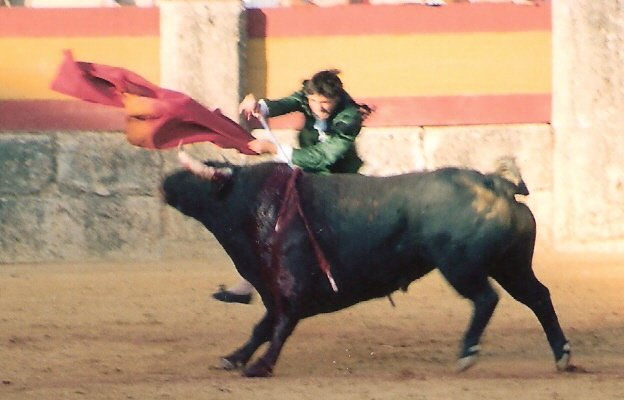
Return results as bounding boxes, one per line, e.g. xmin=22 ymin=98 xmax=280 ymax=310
xmin=1 ymin=132 xmax=159 ymax=263
xmin=0 ymin=132 xmax=231 ymax=264
xmin=159 ymin=0 xmax=245 ymax=122
xmin=3 ymin=0 xmax=624 ymax=263
xmin=0 ymin=123 xmax=553 ymax=264
xmin=552 ymin=1 xmax=624 ymax=252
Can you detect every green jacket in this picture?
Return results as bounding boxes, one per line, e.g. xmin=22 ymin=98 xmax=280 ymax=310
xmin=264 ymin=90 xmax=364 ymax=174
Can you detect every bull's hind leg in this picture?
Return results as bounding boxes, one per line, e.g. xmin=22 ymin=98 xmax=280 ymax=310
xmin=438 ymin=266 xmax=500 ymax=372
xmin=220 ymin=312 xmax=275 ymax=370
xmin=492 ymin=266 xmax=571 ymax=371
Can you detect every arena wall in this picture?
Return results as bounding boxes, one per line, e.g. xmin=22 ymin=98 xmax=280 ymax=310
xmin=1 ymin=0 xmax=621 ymax=263
xmin=552 ymin=1 xmax=624 ymax=252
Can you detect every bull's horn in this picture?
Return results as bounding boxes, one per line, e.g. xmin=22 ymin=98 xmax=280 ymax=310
xmin=177 ymin=142 xmax=232 ymax=180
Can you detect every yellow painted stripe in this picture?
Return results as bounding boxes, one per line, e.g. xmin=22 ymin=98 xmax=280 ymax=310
xmin=0 ymin=37 xmax=159 ymax=100
xmin=247 ymin=31 xmax=550 ymax=98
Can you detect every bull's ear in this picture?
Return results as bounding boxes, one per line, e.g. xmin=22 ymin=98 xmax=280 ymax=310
xmin=177 ymin=143 xmax=232 ymax=180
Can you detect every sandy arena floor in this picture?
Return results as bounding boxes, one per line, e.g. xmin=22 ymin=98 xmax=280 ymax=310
xmin=1 ymin=248 xmax=623 ymax=399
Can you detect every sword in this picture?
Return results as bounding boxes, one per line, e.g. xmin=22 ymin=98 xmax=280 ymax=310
xmin=255 ymin=113 xmax=294 ymax=169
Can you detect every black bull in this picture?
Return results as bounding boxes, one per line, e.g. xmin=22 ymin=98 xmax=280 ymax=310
xmin=162 ymin=160 xmax=571 ymax=377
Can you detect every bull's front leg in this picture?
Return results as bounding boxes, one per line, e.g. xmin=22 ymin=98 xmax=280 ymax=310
xmin=243 ymin=314 xmax=299 ymax=377
xmin=220 ymin=312 xmax=275 ymax=370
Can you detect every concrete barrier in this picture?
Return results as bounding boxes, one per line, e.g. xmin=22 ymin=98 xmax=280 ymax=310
xmin=552 ymin=1 xmax=624 ymax=252
xmin=2 ymin=0 xmax=623 ymax=263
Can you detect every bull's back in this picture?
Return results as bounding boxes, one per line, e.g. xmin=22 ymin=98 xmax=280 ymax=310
xmin=298 ymin=172 xmax=428 ymax=250
xmin=300 ymin=168 xmax=527 ymax=247
xmin=294 ymin=169 xmax=533 ymax=311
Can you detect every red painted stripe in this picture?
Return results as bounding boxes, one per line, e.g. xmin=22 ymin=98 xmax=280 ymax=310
xmin=0 ymin=7 xmax=159 ymax=37
xmin=247 ymin=2 xmax=550 ymax=38
xmin=0 ymin=100 xmax=125 ymax=131
xmin=0 ymin=94 xmax=550 ymax=131
xmin=264 ymin=94 xmax=551 ymax=128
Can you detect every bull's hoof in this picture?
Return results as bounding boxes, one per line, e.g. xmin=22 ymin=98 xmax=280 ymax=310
xmin=456 ymin=345 xmax=480 ymax=372
xmin=243 ymin=359 xmax=273 ymax=378
xmin=555 ymin=342 xmax=571 ymax=372
xmin=218 ymin=357 xmax=244 ymax=371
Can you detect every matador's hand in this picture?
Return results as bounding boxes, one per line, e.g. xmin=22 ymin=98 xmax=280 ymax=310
xmin=238 ymin=94 xmax=260 ymax=120
xmin=248 ymin=139 xmax=277 ymax=155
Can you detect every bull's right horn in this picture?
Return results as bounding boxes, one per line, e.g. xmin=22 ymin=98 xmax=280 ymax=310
xmin=177 ymin=142 xmax=232 ymax=180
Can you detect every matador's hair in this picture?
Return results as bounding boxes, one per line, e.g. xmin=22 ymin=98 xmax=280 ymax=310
xmin=303 ymin=69 xmax=373 ymax=120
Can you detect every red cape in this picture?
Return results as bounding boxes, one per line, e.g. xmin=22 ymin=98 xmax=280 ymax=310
xmin=51 ymin=50 xmax=255 ymax=154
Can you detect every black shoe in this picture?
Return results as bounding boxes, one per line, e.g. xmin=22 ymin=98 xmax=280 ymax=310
xmin=212 ymin=285 xmax=252 ymax=304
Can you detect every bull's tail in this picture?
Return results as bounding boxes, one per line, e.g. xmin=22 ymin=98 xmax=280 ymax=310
xmin=493 ymin=156 xmax=530 ymax=196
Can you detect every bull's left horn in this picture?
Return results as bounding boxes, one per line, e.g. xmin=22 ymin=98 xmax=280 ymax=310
xmin=177 ymin=143 xmax=232 ymax=180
